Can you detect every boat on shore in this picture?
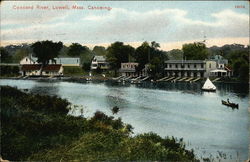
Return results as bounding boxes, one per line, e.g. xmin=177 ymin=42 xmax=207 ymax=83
xmin=202 ymin=78 xmax=216 ymax=92
xmin=221 ymin=100 xmax=239 ymax=109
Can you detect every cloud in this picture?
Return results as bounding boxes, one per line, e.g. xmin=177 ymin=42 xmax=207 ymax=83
xmin=0 ymin=3 xmax=249 ymax=49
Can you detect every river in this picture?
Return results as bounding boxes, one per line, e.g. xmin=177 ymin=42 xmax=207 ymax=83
xmin=0 ymin=79 xmax=249 ymax=161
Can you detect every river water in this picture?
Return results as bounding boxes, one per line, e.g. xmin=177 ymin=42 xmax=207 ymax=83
xmin=0 ymin=79 xmax=249 ymax=161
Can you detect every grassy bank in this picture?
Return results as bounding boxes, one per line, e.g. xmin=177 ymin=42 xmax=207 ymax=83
xmin=1 ymin=86 xmax=198 ymax=161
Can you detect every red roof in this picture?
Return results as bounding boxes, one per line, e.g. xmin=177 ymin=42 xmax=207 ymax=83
xmin=21 ymin=64 xmax=41 ymax=71
xmin=21 ymin=64 xmax=62 ymax=71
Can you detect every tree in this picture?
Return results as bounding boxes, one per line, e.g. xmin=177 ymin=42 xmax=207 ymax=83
xmin=93 ymin=46 xmax=106 ymax=56
xmin=134 ymin=41 xmax=166 ymax=78
xmin=68 ymin=43 xmax=88 ymax=57
xmin=134 ymin=42 xmax=151 ymax=71
xmin=182 ymin=42 xmax=208 ymax=60
xmin=0 ymin=47 xmax=12 ymax=63
xmin=31 ymin=40 xmax=63 ymax=65
xmin=167 ymin=49 xmax=183 ymax=60
xmin=228 ymin=49 xmax=249 ymax=82
xmin=106 ymin=42 xmax=135 ymax=75
xmin=13 ymin=49 xmax=29 ymax=63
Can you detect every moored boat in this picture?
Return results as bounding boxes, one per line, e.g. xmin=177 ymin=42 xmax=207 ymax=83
xmin=221 ymin=100 xmax=239 ymax=108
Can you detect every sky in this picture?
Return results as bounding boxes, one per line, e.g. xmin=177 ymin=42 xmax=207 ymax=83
xmin=0 ymin=1 xmax=249 ymax=51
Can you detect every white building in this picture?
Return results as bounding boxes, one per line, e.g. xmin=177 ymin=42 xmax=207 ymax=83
xmin=90 ymin=56 xmax=109 ymax=70
xmin=164 ymin=59 xmax=231 ymax=78
xmin=20 ymin=56 xmax=38 ymax=65
xmin=20 ymin=55 xmax=80 ymax=67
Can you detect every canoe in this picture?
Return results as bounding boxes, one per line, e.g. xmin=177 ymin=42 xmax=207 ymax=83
xmin=221 ymin=100 xmax=238 ymax=108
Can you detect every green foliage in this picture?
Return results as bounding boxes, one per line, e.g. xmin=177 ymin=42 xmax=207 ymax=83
xmin=0 ymin=65 xmax=20 ymax=76
xmin=167 ymin=49 xmax=183 ymax=60
xmin=1 ymin=86 xmax=197 ymax=161
xmin=228 ymin=50 xmax=249 ymax=82
xmin=93 ymin=46 xmax=107 ymax=56
xmin=182 ymin=42 xmax=208 ymax=60
xmin=12 ymin=49 xmax=28 ymax=63
xmin=31 ymin=40 xmax=63 ymax=65
xmin=0 ymin=47 xmax=12 ymax=63
xmin=63 ymin=66 xmax=85 ymax=76
xmin=67 ymin=43 xmax=88 ymax=57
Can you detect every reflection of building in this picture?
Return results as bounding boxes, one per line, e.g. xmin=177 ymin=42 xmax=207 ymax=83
xmin=119 ymin=62 xmax=148 ymax=77
xmin=164 ymin=57 xmax=232 ymax=78
xmin=21 ymin=64 xmax=63 ymax=76
xmin=90 ymin=56 xmax=109 ymax=70
xmin=20 ymin=55 xmax=80 ymax=67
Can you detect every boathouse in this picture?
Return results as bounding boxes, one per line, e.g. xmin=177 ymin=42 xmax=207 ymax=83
xmin=164 ymin=60 xmax=209 ymax=78
xmin=20 ymin=64 xmax=63 ymax=76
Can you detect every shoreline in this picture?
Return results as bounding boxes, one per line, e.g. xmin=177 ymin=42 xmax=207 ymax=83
xmin=0 ymin=76 xmax=248 ymax=84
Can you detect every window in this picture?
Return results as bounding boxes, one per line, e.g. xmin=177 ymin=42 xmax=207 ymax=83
xmin=26 ymin=58 xmax=28 ymax=61
xmin=201 ymin=64 xmax=204 ymax=68
xmin=194 ymin=64 xmax=196 ymax=68
xmin=169 ymin=64 xmax=172 ymax=68
xmin=175 ymin=64 xmax=178 ymax=68
xmin=209 ymin=63 xmax=211 ymax=68
xmin=187 ymin=64 xmax=190 ymax=68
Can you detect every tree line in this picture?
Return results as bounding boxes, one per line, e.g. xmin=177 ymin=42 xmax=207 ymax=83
xmin=1 ymin=41 xmax=249 ymax=81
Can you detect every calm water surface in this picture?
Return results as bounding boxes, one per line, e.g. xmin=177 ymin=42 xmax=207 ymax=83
xmin=0 ymin=79 xmax=249 ymax=161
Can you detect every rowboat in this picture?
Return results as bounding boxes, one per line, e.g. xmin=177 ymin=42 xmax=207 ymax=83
xmin=221 ymin=100 xmax=238 ymax=109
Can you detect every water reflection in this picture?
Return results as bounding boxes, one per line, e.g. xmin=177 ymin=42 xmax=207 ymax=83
xmin=0 ymin=79 xmax=249 ymax=161
xmin=29 ymin=80 xmax=59 ymax=96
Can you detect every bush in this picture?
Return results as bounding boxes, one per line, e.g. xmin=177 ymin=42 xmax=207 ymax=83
xmin=1 ymin=86 xmax=197 ymax=161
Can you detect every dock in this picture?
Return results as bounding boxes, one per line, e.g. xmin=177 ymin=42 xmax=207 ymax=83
xmin=164 ymin=77 xmax=175 ymax=82
xmin=191 ymin=77 xmax=201 ymax=82
xmin=156 ymin=76 xmax=169 ymax=82
xmin=212 ymin=78 xmax=221 ymax=82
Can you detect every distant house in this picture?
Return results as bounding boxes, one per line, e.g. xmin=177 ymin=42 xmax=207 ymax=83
xmin=90 ymin=56 xmax=109 ymax=70
xmin=21 ymin=64 xmax=63 ymax=76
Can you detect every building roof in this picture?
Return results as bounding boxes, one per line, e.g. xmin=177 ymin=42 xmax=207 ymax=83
xmin=165 ymin=60 xmax=205 ymax=63
xmin=21 ymin=64 xmax=41 ymax=71
xmin=54 ymin=57 xmax=80 ymax=65
xmin=93 ymin=56 xmax=106 ymax=62
xmin=30 ymin=56 xmax=80 ymax=65
xmin=210 ymin=69 xmax=227 ymax=73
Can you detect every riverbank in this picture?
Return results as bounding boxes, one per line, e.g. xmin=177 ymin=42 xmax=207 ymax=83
xmin=1 ymin=86 xmax=198 ymax=161
xmin=0 ymin=75 xmax=247 ymax=84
